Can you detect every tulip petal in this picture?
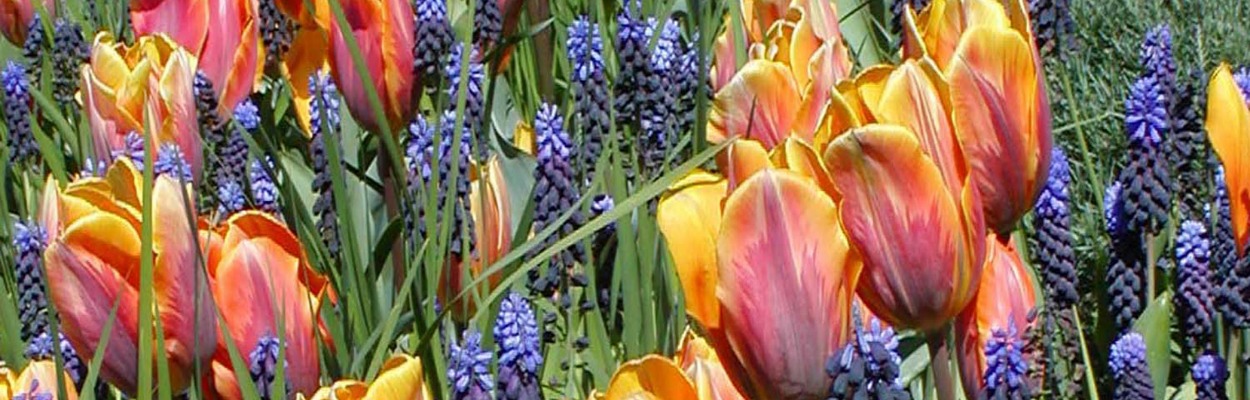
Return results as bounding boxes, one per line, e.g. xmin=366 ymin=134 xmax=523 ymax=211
xmin=676 ymin=329 xmax=748 ymax=400
xmin=771 ymin=137 xmax=839 ymax=201
xmin=877 ymin=60 xmax=966 ymax=193
xmin=657 ymin=170 xmax=728 ymax=328
xmin=709 ymin=60 xmax=802 ymax=149
xmin=130 ymin=0 xmax=210 ymax=55
xmin=603 ymin=355 xmax=698 ymax=400
xmin=716 ymin=168 xmax=857 ymax=399
xmin=947 ymin=26 xmax=1052 ymax=235
xmin=716 ymin=140 xmax=773 ymax=192
xmin=824 ymin=125 xmax=983 ymax=331
xmin=1208 ymin=64 xmax=1250 ymax=253
xmin=365 ymin=355 xmax=431 ymax=400
xmin=15 ymin=360 xmax=80 ymax=400
xmin=156 ymin=50 xmax=204 ymax=181
xmin=955 ymin=239 xmax=1037 ymax=398
xmin=813 ymin=87 xmax=860 ymax=148
xmin=287 ymin=28 xmax=330 ymax=136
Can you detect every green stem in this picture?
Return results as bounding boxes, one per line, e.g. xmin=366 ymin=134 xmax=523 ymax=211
xmin=1146 ymin=234 xmax=1157 ymax=298
xmin=1229 ymin=331 xmax=1242 ymax=400
xmin=1242 ymin=329 xmax=1249 ymax=400
xmin=928 ymin=328 xmax=957 ymax=400
xmin=1072 ymin=306 xmax=1102 ymax=400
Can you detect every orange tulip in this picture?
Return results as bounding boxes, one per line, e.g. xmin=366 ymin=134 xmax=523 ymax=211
xmin=42 ymin=159 xmax=217 ymax=395
xmin=0 ymin=0 xmax=55 ymax=45
xmin=79 ymin=32 xmax=204 ymax=180
xmin=438 ymin=157 xmax=514 ymax=322
xmin=901 ymin=0 xmax=1053 ymax=235
xmin=597 ymin=355 xmax=699 ymax=400
xmin=823 ymin=62 xmax=989 ymax=331
xmin=3 ymin=360 xmax=79 ymax=400
xmin=675 ymin=329 xmax=748 ymax=400
xmin=954 ymin=239 xmax=1038 ymax=398
xmin=1207 ymin=63 xmax=1250 ymax=254
xmin=300 ymin=355 xmax=431 ymax=400
xmin=131 ymin=0 xmax=263 ymax=115
xmin=326 ymin=0 xmax=415 ymax=133
xmin=203 ymin=211 xmax=329 ymax=399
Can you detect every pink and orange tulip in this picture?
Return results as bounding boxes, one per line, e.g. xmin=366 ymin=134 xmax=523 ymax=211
xmin=0 ymin=0 xmax=55 ymax=45
xmin=79 ymin=32 xmax=204 ymax=180
xmin=823 ymin=60 xmax=988 ymax=331
xmin=130 ymin=0 xmax=263 ymax=116
xmin=900 ymin=0 xmax=1053 ymax=235
xmin=1207 ymin=63 xmax=1250 ymax=253
xmin=41 ymin=159 xmax=218 ymax=395
xmin=326 ymin=0 xmax=415 ymax=133
xmin=954 ymin=239 xmax=1038 ymax=398
xmin=0 ymin=360 xmax=79 ymax=400
xmin=596 ymin=329 xmax=747 ymax=400
xmin=202 ymin=211 xmax=330 ymax=399
xmin=299 ymin=355 xmax=432 ymax=400
xmin=438 ymin=157 xmax=514 ymax=322
xmin=658 ymin=144 xmax=859 ymax=398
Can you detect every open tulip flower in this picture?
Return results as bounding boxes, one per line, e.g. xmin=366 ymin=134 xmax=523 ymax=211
xmin=1207 ymin=63 xmax=1250 ymax=253
xmin=597 ymin=329 xmax=748 ymax=400
xmin=300 ymin=355 xmax=431 ymax=400
xmin=954 ymin=239 xmax=1038 ymax=398
xmin=41 ymin=158 xmax=218 ymax=396
xmin=438 ymin=157 xmax=514 ymax=322
xmin=0 ymin=0 xmax=55 ymax=45
xmin=202 ymin=211 xmax=331 ymax=399
xmin=79 ymin=32 xmax=204 ymax=180
xmin=326 ymin=0 xmax=415 ymax=133
xmin=707 ymin=0 xmax=853 ymax=151
xmin=899 ymin=0 xmax=1053 ymax=235
xmin=1 ymin=360 xmax=79 ymax=400
xmin=659 ymin=139 xmax=860 ymax=398
xmin=130 ymin=0 xmax=263 ymax=115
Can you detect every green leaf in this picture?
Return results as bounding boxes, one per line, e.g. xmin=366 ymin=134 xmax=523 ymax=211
xmin=1132 ymin=292 xmax=1172 ymax=400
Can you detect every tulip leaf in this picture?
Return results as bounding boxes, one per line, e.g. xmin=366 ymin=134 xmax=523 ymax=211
xmin=1132 ymin=292 xmax=1172 ymax=400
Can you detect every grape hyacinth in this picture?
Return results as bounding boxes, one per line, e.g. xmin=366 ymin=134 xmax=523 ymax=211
xmin=195 ymin=71 xmax=224 ymax=140
xmin=1139 ymin=25 xmax=1176 ymax=100
xmin=259 ymin=0 xmax=294 ymax=70
xmin=51 ymin=18 xmax=88 ymax=106
xmin=527 ymin=104 xmax=587 ymax=297
xmin=446 ymin=44 xmax=489 ymax=161
xmin=1170 ymin=69 xmax=1208 ymax=220
xmin=79 ymin=157 xmax=106 ymax=178
xmin=613 ymin=5 xmax=653 ymax=127
xmin=413 ymin=0 xmax=454 ymax=88
xmin=640 ymin=19 xmax=682 ymax=178
xmin=23 ymin=14 xmax=43 ymax=74
xmin=13 ymin=220 xmax=48 ymax=341
xmin=12 ymin=378 xmax=52 ymax=400
xmin=1119 ymin=74 xmax=1172 ymax=234
xmin=24 ymin=332 xmax=85 ymax=384
xmin=214 ymin=99 xmax=259 ymax=186
xmin=981 ymin=324 xmax=1031 ymax=399
xmin=1213 ymin=169 xmax=1250 ymax=327
xmin=472 ymin=0 xmax=501 ymax=48
xmin=1234 ymin=67 xmax=1250 ymax=102
xmin=217 ymin=180 xmax=247 ymax=216
xmin=826 ymin=318 xmax=908 ymax=400
xmin=1105 ymin=181 xmax=1146 ymax=331
xmin=154 ymin=143 xmax=194 ymax=182
xmin=1108 ymin=333 xmax=1153 ymax=400
xmin=250 ymin=158 xmax=281 ymax=214
xmin=404 ymin=112 xmax=475 ymax=255
xmin=3 ymin=61 xmax=38 ymax=164
xmin=249 ymin=334 xmax=291 ymax=400
xmin=309 ymin=72 xmax=344 ymax=259
xmin=1027 ymin=0 xmax=1075 ymax=59
xmin=494 ymin=292 xmax=543 ymax=400
xmin=116 ymin=131 xmax=147 ymax=167
xmin=1030 ymin=147 xmax=1078 ymax=308
xmin=449 ymin=329 xmax=494 ymax=400
xmin=566 ymin=16 xmax=610 ymax=178
xmin=1174 ymin=220 xmax=1215 ymax=351
xmin=674 ymin=35 xmax=707 ymax=136
xmin=1191 ymin=352 xmax=1229 ymax=400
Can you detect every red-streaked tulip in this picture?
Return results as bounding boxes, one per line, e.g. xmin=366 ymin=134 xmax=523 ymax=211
xmin=80 ymin=32 xmax=204 ymax=180
xmin=204 ymin=211 xmax=329 ymax=399
xmin=42 ymin=159 xmax=218 ymax=395
xmin=130 ymin=0 xmax=262 ymax=114
xmin=274 ymin=0 xmax=331 ymax=135
xmin=1207 ymin=63 xmax=1250 ymax=253
xmin=0 ymin=0 xmax=56 ymax=45
xmin=902 ymin=0 xmax=1052 ymax=235
xmin=326 ymin=0 xmax=415 ymax=133
xmin=438 ymin=157 xmax=514 ymax=322
xmin=6 ymin=360 xmax=79 ymax=400
xmin=824 ymin=110 xmax=988 ymax=332
xmin=955 ymin=239 xmax=1038 ymax=398
xmin=675 ymin=329 xmax=749 ymax=400
xmin=300 ymin=355 xmax=431 ymax=400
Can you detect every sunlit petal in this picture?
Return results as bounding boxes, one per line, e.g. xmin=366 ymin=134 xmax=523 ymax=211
xmin=658 ymin=170 xmax=728 ymax=328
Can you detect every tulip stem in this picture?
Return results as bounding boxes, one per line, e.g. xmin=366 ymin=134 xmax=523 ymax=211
xmin=928 ymin=329 xmax=957 ymax=400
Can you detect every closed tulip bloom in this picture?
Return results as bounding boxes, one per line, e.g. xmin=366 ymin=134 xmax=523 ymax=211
xmin=438 ymin=157 xmax=513 ymax=321
xmin=326 ymin=0 xmax=415 ymax=133
xmin=0 ymin=0 xmax=55 ymax=45
xmin=598 ymin=355 xmax=699 ymax=400
xmin=824 ymin=61 xmax=988 ymax=332
xmin=7 ymin=360 xmax=79 ymax=400
xmin=675 ymin=329 xmax=748 ymax=400
xmin=1207 ymin=63 xmax=1250 ymax=254
xmin=954 ymin=240 xmax=1037 ymax=398
xmin=42 ymin=159 xmax=217 ymax=395
xmin=203 ymin=211 xmax=329 ymax=399
xmin=79 ymin=32 xmax=204 ymax=181
xmin=301 ymin=355 xmax=431 ymax=400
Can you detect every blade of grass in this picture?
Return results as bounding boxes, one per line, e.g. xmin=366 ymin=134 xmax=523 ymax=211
xmin=137 ymin=120 xmax=157 ymax=400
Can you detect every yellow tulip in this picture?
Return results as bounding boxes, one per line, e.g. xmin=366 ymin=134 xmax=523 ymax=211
xmin=301 ymin=355 xmax=431 ymax=400
xmin=3 ymin=361 xmax=79 ymax=400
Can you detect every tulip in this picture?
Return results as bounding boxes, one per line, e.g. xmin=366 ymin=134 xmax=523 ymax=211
xmin=954 ymin=239 xmax=1038 ymax=398
xmin=597 ymin=355 xmax=699 ymax=400
xmin=203 ymin=211 xmax=329 ymax=399
xmin=300 ymin=355 xmax=432 ymax=400
xmin=131 ymin=0 xmax=263 ymax=115
xmin=79 ymin=32 xmax=204 ymax=180
xmin=42 ymin=158 xmax=218 ymax=395
xmin=0 ymin=0 xmax=55 ymax=45
xmin=675 ymin=329 xmax=748 ymax=400
xmin=823 ymin=60 xmax=989 ymax=333
xmin=3 ymin=360 xmax=79 ymax=400
xmin=707 ymin=0 xmax=853 ymax=150
xmin=438 ymin=157 xmax=514 ymax=322
xmin=901 ymin=0 xmax=1053 ymax=235
xmin=1207 ymin=63 xmax=1250 ymax=254
xmin=326 ymin=0 xmax=415 ymax=133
